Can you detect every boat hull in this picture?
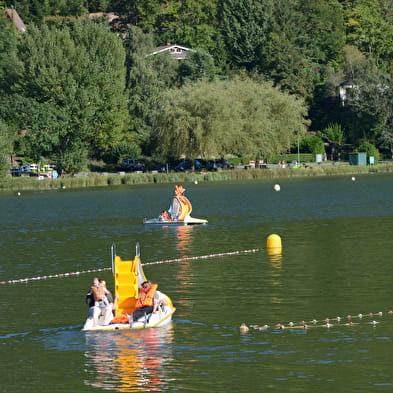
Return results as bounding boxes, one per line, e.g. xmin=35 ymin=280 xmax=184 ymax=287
xmin=82 ymin=305 xmax=176 ymax=331
xmin=144 ymin=216 xmax=207 ymax=225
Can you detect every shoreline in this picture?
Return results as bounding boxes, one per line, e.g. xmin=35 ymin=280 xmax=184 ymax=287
xmin=1 ymin=163 xmax=393 ymax=192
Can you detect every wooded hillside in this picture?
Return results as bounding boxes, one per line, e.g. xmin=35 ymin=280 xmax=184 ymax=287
xmin=1 ymin=0 xmax=393 ymax=175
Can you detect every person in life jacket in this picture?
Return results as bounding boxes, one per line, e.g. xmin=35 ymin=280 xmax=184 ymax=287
xmin=131 ymin=281 xmax=159 ymax=322
xmin=100 ymin=279 xmax=118 ymax=316
xmin=89 ymin=277 xmax=113 ymax=326
xmin=159 ymin=210 xmax=171 ymax=221
xmin=85 ymin=277 xmax=100 ymax=307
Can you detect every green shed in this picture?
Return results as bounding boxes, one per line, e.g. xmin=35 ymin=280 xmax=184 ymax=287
xmin=348 ymin=152 xmax=367 ymax=166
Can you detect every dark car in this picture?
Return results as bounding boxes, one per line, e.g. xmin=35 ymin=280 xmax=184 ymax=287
xmin=174 ymin=160 xmax=201 ymax=172
xmin=206 ymin=158 xmax=229 ymax=171
xmin=121 ymin=159 xmax=146 ymax=172
xmin=206 ymin=160 xmax=218 ymax=171
xmin=155 ymin=163 xmax=168 ymax=173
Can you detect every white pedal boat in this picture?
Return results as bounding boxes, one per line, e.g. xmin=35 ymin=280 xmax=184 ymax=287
xmin=83 ymin=243 xmax=176 ymax=331
xmin=143 ymin=185 xmax=207 ymax=225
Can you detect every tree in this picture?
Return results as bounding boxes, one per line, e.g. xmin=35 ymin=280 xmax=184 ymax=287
xmin=344 ymin=0 xmax=393 ymax=73
xmin=123 ymin=26 xmax=179 ymax=156
xmin=345 ymin=59 xmax=393 ymax=151
xmin=0 ymin=15 xmax=23 ymax=94
xmin=300 ymin=135 xmax=325 ymax=155
xmin=298 ymin=0 xmax=345 ymax=67
xmin=318 ymin=123 xmax=346 ymax=145
xmin=156 ymin=0 xmax=219 ymax=52
xmin=217 ymin=0 xmax=273 ymax=70
xmin=14 ymin=20 xmax=128 ymax=172
xmin=0 ymin=94 xmax=65 ymax=160
xmin=256 ymin=0 xmax=346 ymax=101
xmin=11 ymin=0 xmax=87 ymax=24
xmin=178 ymin=49 xmax=218 ymax=84
xmin=261 ymin=0 xmax=316 ymax=98
xmin=109 ymin=0 xmax=162 ymax=30
xmin=155 ymin=76 xmax=308 ymax=160
xmin=0 ymin=119 xmax=16 ymax=177
xmin=355 ymin=140 xmax=380 ymax=162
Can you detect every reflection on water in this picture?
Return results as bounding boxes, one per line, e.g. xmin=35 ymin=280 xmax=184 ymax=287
xmin=84 ymin=325 xmax=174 ymax=392
xmin=159 ymin=225 xmax=194 ymax=255
xmin=266 ymin=248 xmax=282 ymax=270
xmin=266 ymin=248 xmax=284 ymax=306
xmin=174 ymin=226 xmax=193 ymax=254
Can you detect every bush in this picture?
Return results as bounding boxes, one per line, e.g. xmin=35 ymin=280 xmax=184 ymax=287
xmin=355 ymin=141 xmax=380 ymax=163
xmin=300 ymin=135 xmax=325 ymax=155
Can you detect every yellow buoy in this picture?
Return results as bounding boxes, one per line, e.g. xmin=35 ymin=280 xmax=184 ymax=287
xmin=266 ymin=234 xmax=282 ymax=249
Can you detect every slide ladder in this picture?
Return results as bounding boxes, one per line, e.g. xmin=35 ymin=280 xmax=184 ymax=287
xmin=112 ymin=243 xmax=146 ymax=316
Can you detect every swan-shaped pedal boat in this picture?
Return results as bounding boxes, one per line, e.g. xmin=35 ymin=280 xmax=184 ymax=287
xmin=143 ymin=185 xmax=207 ymax=225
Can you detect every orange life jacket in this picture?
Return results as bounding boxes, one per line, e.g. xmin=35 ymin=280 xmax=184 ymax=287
xmin=135 ymin=283 xmax=158 ymax=309
xmin=111 ymin=314 xmax=129 ymax=324
xmin=92 ymin=285 xmax=105 ymax=301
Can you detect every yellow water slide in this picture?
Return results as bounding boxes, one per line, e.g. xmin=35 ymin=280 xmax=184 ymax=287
xmin=174 ymin=184 xmax=192 ymax=221
xmin=177 ymin=196 xmax=192 ymax=221
xmin=112 ymin=243 xmax=146 ymax=316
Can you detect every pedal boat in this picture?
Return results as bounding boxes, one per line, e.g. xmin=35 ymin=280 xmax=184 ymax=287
xmin=143 ymin=185 xmax=207 ymax=225
xmin=82 ymin=243 xmax=176 ymax=331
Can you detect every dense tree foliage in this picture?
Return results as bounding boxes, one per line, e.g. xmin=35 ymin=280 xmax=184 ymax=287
xmin=10 ymin=0 xmax=87 ymax=24
xmin=155 ymin=77 xmax=308 ymax=160
xmin=0 ymin=119 xmax=15 ymax=176
xmin=1 ymin=0 xmax=393 ymax=177
xmin=345 ymin=0 xmax=393 ymax=73
xmin=0 ymin=15 xmax=23 ymax=93
xmin=2 ymin=19 xmax=127 ymax=173
xmin=217 ymin=0 xmax=272 ymax=70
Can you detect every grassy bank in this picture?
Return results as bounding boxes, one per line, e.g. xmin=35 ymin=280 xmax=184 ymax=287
xmin=1 ymin=163 xmax=393 ymax=192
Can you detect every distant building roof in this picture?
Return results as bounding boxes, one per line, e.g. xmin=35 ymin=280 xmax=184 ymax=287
xmin=149 ymin=43 xmax=194 ymax=60
xmin=4 ymin=8 xmax=26 ymax=33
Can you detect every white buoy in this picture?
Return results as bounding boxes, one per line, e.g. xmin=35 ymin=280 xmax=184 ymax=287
xmin=194 ymin=180 xmax=198 ymax=184
xmin=273 ymin=184 xmax=280 ymax=192
xmin=17 ymin=192 xmax=21 ymax=196
xmin=351 ymin=176 xmax=356 ymax=181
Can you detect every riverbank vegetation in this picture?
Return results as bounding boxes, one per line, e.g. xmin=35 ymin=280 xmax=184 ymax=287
xmin=1 ymin=163 xmax=392 ymax=192
xmin=1 ymin=1 xmax=393 ymax=178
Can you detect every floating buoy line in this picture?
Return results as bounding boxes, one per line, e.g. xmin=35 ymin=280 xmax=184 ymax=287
xmin=0 ymin=248 xmax=261 ymax=285
xmin=239 ymin=311 xmax=393 ymax=333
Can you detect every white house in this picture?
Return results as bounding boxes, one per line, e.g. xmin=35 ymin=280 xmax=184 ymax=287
xmin=148 ymin=43 xmax=194 ymax=60
xmin=337 ymin=81 xmax=359 ymax=106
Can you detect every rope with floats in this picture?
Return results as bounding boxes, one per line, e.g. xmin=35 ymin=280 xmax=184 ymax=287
xmin=0 ymin=248 xmax=261 ymax=285
xmin=239 ymin=310 xmax=393 ymax=333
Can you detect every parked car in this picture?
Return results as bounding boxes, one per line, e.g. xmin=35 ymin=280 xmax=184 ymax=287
xmin=206 ymin=158 xmax=229 ymax=171
xmin=174 ymin=160 xmax=202 ymax=172
xmin=155 ymin=163 xmax=168 ymax=173
xmin=121 ymin=159 xmax=146 ymax=172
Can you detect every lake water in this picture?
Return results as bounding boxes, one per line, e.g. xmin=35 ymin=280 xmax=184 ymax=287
xmin=1 ymin=174 xmax=393 ymax=392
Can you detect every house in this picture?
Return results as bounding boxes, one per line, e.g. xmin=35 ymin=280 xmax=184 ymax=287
xmin=337 ymin=81 xmax=358 ymax=106
xmin=4 ymin=8 xmax=26 ymax=33
xmin=148 ymin=43 xmax=194 ymax=60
